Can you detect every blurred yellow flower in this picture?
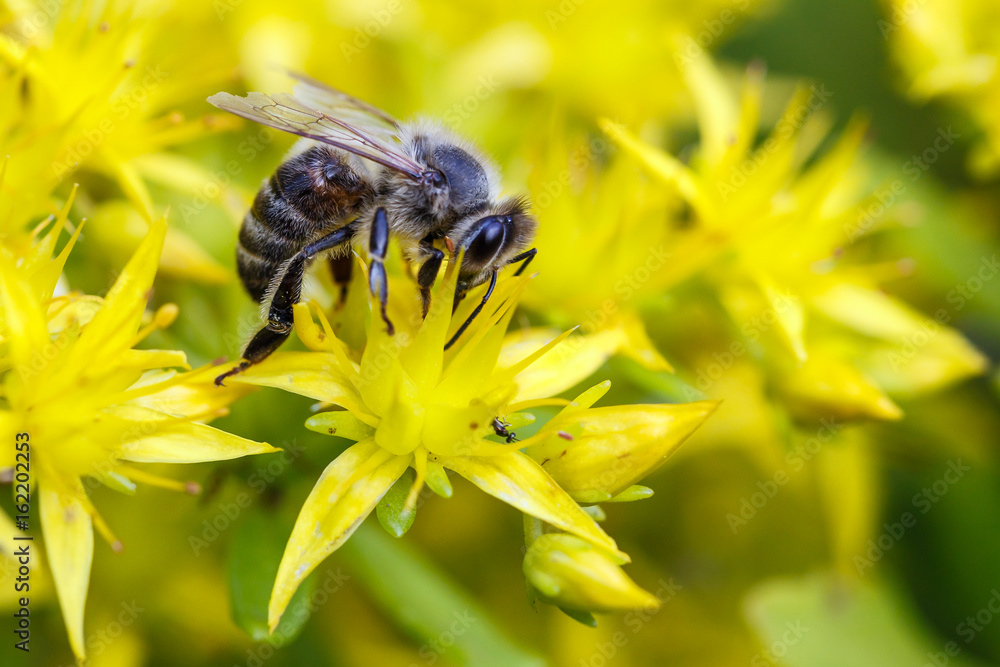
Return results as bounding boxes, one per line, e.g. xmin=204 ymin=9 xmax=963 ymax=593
xmin=602 ymin=53 xmax=987 ymax=420
xmin=0 ymin=212 xmax=275 ymax=662
xmin=883 ymin=0 xmax=1000 ymax=176
xmin=0 ymin=0 xmax=235 ymax=279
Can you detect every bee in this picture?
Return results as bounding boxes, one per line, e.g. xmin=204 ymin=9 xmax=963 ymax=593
xmin=210 ymin=73 xmax=537 ymax=387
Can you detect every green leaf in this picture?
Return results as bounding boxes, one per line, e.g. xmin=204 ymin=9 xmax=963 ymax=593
xmin=342 ymin=522 xmax=545 ymax=667
xmin=228 ymin=510 xmax=318 ymax=643
xmin=744 ymin=572 xmax=988 ymax=667
xmin=377 ymin=468 xmax=417 ymax=537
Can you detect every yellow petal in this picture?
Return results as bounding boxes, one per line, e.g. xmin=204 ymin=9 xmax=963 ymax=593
xmin=440 ymin=451 xmax=626 ymax=560
xmin=600 ymin=118 xmax=713 ymax=221
xmin=40 ymin=483 xmax=93 ymax=662
xmin=756 ymin=275 xmax=807 ymax=363
xmin=305 ymin=411 xmax=376 ymax=441
xmin=777 ymin=355 xmax=903 ymax=422
xmin=269 ymin=440 xmax=409 ymax=631
xmin=233 ymin=351 xmax=373 ymax=421
xmin=65 ymin=218 xmax=167 ymax=375
xmin=524 ymin=402 xmax=718 ymax=502
xmin=524 ymin=534 xmax=658 ymax=613
xmin=109 ymin=405 xmax=277 ymax=462
xmin=676 ymin=41 xmax=739 ymax=168
xmin=0 ymin=256 xmax=50 ymax=372
xmin=499 ymin=327 xmax=625 ymax=403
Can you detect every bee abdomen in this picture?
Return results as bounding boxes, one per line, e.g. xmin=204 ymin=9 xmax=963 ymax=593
xmin=236 ymin=147 xmax=372 ymax=303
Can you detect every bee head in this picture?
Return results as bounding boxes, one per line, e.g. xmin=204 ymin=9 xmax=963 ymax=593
xmin=452 ymin=196 xmax=537 ymax=288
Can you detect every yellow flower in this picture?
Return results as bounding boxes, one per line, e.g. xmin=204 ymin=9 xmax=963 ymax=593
xmin=523 ymin=533 xmax=660 ymax=614
xmin=227 ymin=253 xmax=715 ymax=632
xmin=0 ymin=1 xmax=235 ymax=280
xmin=521 ymin=381 xmax=718 ymax=503
xmin=883 ymin=0 xmax=1000 ymax=176
xmin=601 ymin=53 xmax=987 ymax=419
xmin=519 ymin=139 xmax=676 ymax=372
xmin=0 ymin=214 xmax=276 ymax=662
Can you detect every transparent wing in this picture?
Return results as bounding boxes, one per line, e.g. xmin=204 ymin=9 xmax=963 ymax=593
xmin=289 ymin=71 xmax=400 ymax=139
xmin=208 ymin=90 xmax=425 ymax=179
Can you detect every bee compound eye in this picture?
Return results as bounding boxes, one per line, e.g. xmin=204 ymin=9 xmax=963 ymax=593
xmin=466 ymin=217 xmax=507 ymax=266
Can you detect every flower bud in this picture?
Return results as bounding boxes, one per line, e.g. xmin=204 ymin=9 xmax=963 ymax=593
xmin=523 ymin=534 xmax=659 ymax=613
xmin=524 ymin=400 xmax=718 ymax=503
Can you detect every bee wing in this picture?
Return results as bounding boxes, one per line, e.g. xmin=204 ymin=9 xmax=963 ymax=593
xmin=288 ymin=71 xmax=400 ymax=137
xmin=208 ymin=90 xmax=426 ymax=179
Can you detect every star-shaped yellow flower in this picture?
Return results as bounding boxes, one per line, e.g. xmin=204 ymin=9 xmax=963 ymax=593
xmin=227 ymin=253 xmax=716 ymax=630
xmin=0 ymin=211 xmax=275 ymax=663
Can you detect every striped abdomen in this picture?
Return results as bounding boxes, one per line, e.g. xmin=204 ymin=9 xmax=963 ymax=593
xmin=237 ymin=145 xmax=373 ymax=302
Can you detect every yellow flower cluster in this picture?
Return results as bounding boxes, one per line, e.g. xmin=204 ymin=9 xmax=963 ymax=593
xmin=0 ymin=197 xmax=273 ymax=662
xmin=883 ymin=0 xmax=1000 ymax=176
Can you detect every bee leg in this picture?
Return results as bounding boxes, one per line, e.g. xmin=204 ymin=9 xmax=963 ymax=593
xmin=215 ymin=223 xmax=358 ymax=386
xmin=507 ymin=247 xmax=537 ymax=276
xmin=416 ymin=238 xmax=444 ymax=318
xmin=328 ymin=253 xmax=353 ymax=309
xmin=368 ymin=207 xmax=395 ymax=335
xmin=444 ymin=269 xmax=497 ymax=350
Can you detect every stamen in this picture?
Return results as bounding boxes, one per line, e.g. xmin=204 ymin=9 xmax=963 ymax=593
xmin=128 ymin=303 xmax=179 ymax=347
xmin=118 ymin=465 xmax=201 ymax=494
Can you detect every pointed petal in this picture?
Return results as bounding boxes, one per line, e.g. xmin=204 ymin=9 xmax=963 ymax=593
xmin=600 ymin=118 xmax=713 ymax=221
xmin=233 ymin=351 xmax=372 ymax=421
xmin=108 ymin=405 xmax=277 ymax=462
xmin=305 ymin=411 xmax=376 ymax=442
xmin=756 ymin=275 xmax=807 ymax=363
xmin=40 ymin=484 xmax=93 ymax=662
xmin=441 ymin=451 xmax=626 ymax=560
xmin=268 ymin=440 xmax=409 ymax=631
xmin=66 ymin=219 xmax=167 ymax=374
xmin=500 ymin=327 xmax=623 ymax=402
xmin=0 ymin=256 xmax=50 ymax=371
xmin=524 ymin=402 xmax=718 ymax=502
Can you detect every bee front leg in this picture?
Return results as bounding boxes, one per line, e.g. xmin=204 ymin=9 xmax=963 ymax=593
xmin=444 ymin=269 xmax=497 ymax=351
xmin=216 ymin=222 xmax=358 ymax=386
xmin=416 ymin=236 xmax=444 ymax=318
xmin=508 ymin=247 xmax=537 ymax=276
xmin=368 ymin=207 xmax=395 ymax=335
